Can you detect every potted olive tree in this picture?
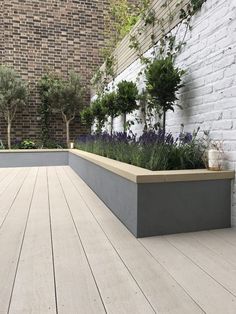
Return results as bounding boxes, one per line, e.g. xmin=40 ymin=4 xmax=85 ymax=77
xmin=145 ymin=56 xmax=185 ymax=140
xmin=0 ymin=66 xmax=28 ymax=149
xmin=115 ymin=80 xmax=139 ymax=132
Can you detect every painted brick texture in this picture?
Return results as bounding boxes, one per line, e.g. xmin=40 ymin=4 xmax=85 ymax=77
xmin=0 ymin=0 xmax=110 ymax=144
xmin=104 ymin=0 xmax=236 ymax=224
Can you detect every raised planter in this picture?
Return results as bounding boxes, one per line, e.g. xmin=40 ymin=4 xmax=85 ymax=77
xmin=0 ymin=149 xmax=234 ymax=237
xmin=69 ymin=150 xmax=235 ymax=238
xmin=0 ymin=149 xmax=68 ymax=167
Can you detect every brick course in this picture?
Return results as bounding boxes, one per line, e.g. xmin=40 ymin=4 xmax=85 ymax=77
xmin=0 ymin=0 xmax=111 ymax=145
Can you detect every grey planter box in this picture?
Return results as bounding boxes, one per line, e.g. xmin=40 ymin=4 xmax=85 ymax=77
xmin=69 ymin=150 xmax=234 ymax=238
xmin=0 ymin=149 xmax=68 ymax=167
xmin=0 ymin=149 xmax=234 ymax=238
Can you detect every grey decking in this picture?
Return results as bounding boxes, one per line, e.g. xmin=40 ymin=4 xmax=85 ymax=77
xmin=0 ymin=166 xmax=235 ymax=313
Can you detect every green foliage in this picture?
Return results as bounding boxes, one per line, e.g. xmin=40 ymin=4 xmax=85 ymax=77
xmin=0 ymin=65 xmax=28 ymax=149
xmin=145 ymin=57 xmax=185 ymax=136
xmin=76 ymin=131 xmax=205 ymax=171
xmin=116 ymin=80 xmax=139 ymax=131
xmin=0 ymin=140 xmax=5 ymax=150
xmin=190 ymin=0 xmax=206 ymax=12
xmin=129 ymin=0 xmax=207 ymax=79
xmin=38 ymin=73 xmax=57 ymax=147
xmin=180 ymin=0 xmax=207 ymax=20
xmin=48 ymin=72 xmax=83 ymax=121
xmin=0 ymin=66 xmax=27 ymax=114
xmin=100 ymin=91 xmax=119 ymax=135
xmin=100 ymin=92 xmax=118 ymax=117
xmin=19 ymin=139 xmax=38 ymax=149
xmin=80 ymin=106 xmax=94 ymax=129
xmin=91 ymin=98 xmax=107 ymax=134
xmin=92 ymin=0 xmax=152 ymax=94
xmin=105 ymin=0 xmax=149 ymax=45
xmin=116 ymin=81 xmax=139 ymax=115
xmin=47 ymin=72 xmax=84 ymax=147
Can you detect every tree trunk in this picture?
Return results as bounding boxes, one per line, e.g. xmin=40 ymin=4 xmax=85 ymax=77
xmin=7 ymin=118 xmax=11 ymax=150
xmin=123 ymin=114 xmax=126 ymax=133
xmin=162 ymin=110 xmax=166 ymax=142
xmin=66 ymin=120 xmax=70 ymax=148
xmin=110 ymin=116 xmax=114 ymax=136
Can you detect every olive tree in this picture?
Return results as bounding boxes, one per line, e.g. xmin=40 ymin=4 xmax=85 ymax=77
xmin=0 ymin=66 xmax=27 ymax=149
xmin=48 ymin=72 xmax=84 ymax=148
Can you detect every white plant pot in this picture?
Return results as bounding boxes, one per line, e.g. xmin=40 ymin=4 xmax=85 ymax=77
xmin=208 ymin=149 xmax=223 ymax=171
xmin=70 ymin=142 xmax=74 ymax=149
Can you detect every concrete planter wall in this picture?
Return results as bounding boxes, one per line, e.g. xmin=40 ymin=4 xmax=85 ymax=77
xmin=69 ymin=150 xmax=235 ymax=238
xmin=0 ymin=149 xmax=234 ymax=237
xmin=0 ymin=149 xmax=68 ymax=167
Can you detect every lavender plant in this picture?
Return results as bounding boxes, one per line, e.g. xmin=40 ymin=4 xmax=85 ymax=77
xmin=76 ymin=129 xmax=205 ymax=171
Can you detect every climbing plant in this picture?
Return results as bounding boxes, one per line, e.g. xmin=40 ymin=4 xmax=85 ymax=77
xmin=128 ymin=0 xmax=206 ymax=129
xmin=91 ymin=0 xmax=207 ymax=133
xmin=38 ymin=74 xmax=56 ymax=147
xmin=129 ymin=0 xmax=207 ymax=65
xmin=92 ymin=0 xmax=152 ymax=95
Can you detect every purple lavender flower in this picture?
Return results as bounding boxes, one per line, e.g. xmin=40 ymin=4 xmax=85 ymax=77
xmin=178 ymin=132 xmax=193 ymax=144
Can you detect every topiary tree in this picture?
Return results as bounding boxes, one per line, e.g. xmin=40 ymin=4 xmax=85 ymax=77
xmin=91 ymin=98 xmax=107 ymax=134
xmin=0 ymin=66 xmax=27 ymax=149
xmin=80 ymin=106 xmax=94 ymax=131
xmin=101 ymin=91 xmax=119 ymax=135
xmin=48 ymin=72 xmax=84 ymax=148
xmin=145 ymin=56 xmax=185 ymax=139
xmin=115 ymin=80 xmax=139 ymax=132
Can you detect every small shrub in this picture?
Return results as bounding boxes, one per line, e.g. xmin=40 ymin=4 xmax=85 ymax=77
xmin=19 ymin=139 xmax=38 ymax=149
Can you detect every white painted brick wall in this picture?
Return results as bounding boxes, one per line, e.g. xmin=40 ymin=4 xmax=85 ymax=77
xmin=101 ymin=0 xmax=236 ymax=224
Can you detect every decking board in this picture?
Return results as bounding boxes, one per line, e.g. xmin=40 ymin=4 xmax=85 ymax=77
xmin=0 ymin=168 xmax=37 ymax=313
xmin=0 ymin=166 xmax=235 ymax=313
xmin=9 ymin=168 xmax=56 ymax=313
xmin=57 ymin=166 xmax=154 ymax=314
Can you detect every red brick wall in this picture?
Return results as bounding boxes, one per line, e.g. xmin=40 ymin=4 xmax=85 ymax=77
xmin=0 ymin=0 xmax=111 ymax=145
